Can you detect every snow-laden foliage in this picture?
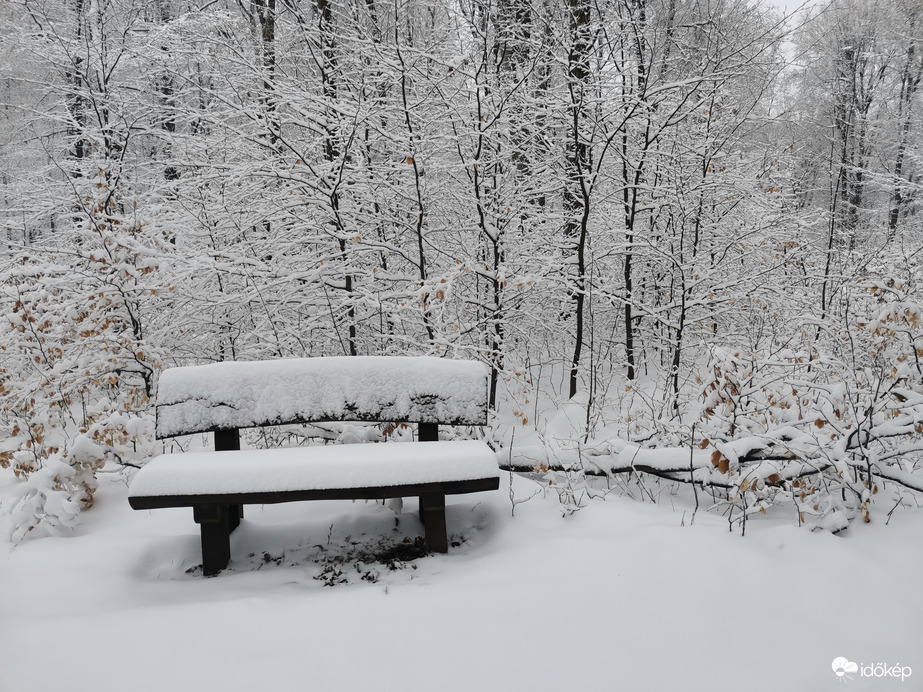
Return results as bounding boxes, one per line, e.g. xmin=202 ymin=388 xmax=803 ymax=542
xmin=1 ymin=0 xmax=922 ymax=537
xmin=509 ymin=263 xmax=923 ymax=531
xmin=0 ymin=163 xmax=167 ymax=538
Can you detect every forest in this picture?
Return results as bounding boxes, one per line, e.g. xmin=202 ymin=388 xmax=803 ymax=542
xmin=0 ymin=0 xmax=921 ymax=539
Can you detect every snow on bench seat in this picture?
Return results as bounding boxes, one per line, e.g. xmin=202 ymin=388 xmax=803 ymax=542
xmin=156 ymin=356 xmax=489 ymax=438
xmin=129 ymin=440 xmax=499 ymax=500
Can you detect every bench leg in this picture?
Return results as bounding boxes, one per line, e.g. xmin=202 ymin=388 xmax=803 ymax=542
xmin=194 ymin=505 xmax=232 ymax=576
xmin=228 ymin=504 xmax=243 ymax=532
xmin=213 ymin=429 xmax=242 ymax=544
xmin=419 ymin=493 xmax=448 ymax=553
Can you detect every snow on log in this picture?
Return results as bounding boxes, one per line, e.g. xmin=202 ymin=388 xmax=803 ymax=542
xmin=497 ymin=436 xmax=923 ymax=493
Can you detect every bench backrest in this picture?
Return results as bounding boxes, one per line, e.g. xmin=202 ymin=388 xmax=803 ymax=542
xmin=155 ymin=356 xmax=489 ymax=439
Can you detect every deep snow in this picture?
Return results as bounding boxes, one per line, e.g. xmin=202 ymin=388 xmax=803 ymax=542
xmin=1 ymin=468 xmax=921 ymax=692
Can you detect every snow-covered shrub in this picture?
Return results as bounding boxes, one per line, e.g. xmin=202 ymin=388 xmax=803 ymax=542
xmin=691 ymin=268 xmax=923 ymax=530
xmin=497 ymin=264 xmax=923 ymax=531
xmin=0 ymin=168 xmax=167 ymax=539
xmin=3 ymin=455 xmax=84 ymax=542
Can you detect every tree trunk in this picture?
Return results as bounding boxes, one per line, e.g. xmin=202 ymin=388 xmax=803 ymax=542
xmin=565 ymin=0 xmax=592 ymax=398
xmin=888 ymin=29 xmax=922 ymax=242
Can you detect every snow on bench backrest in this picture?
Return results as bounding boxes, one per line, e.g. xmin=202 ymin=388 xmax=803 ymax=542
xmin=155 ymin=356 xmax=489 ymax=438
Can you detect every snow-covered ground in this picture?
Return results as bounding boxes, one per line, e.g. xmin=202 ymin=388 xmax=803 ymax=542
xmin=1 ymin=468 xmax=921 ymax=692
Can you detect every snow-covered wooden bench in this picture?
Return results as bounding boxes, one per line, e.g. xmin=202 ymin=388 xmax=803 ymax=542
xmin=128 ymin=356 xmax=499 ymax=576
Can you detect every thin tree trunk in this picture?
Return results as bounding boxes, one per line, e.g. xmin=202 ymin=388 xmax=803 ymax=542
xmin=888 ymin=34 xmax=922 ymax=241
xmin=394 ymin=0 xmax=435 ymax=345
xmin=565 ymin=0 xmax=591 ymax=398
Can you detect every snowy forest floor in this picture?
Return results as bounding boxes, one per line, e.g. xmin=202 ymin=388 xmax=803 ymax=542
xmin=1 ymin=469 xmax=921 ymax=692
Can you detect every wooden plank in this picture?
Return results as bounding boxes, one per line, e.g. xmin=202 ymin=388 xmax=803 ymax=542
xmin=155 ymin=356 xmax=489 ymax=438
xmin=128 ymin=476 xmax=500 ymax=511
xmin=129 ymin=440 xmax=498 ymax=500
xmin=158 ymin=406 xmax=487 ymax=438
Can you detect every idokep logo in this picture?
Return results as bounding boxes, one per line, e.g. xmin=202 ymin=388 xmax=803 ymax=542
xmin=832 ymin=658 xmax=913 ymax=683
xmin=832 ymin=658 xmax=859 ymax=681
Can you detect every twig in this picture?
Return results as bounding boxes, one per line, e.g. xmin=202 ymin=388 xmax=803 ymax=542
xmin=690 ymin=422 xmax=699 ymax=525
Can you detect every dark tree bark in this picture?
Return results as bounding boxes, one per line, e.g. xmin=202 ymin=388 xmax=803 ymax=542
xmin=564 ymin=0 xmax=592 ymax=399
xmin=887 ymin=20 xmax=923 ymax=242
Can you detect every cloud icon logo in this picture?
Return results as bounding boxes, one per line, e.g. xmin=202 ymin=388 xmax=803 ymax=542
xmin=832 ymin=657 xmax=859 ymax=678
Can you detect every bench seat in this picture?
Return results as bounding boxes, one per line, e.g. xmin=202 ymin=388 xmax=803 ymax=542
xmin=129 ymin=439 xmax=500 ymax=574
xmin=128 ymin=440 xmax=499 ymax=505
